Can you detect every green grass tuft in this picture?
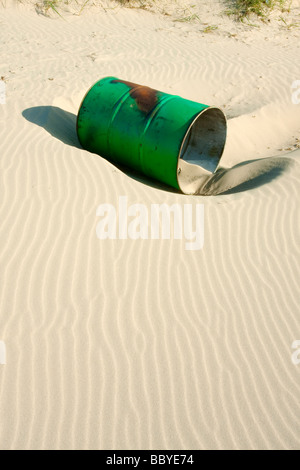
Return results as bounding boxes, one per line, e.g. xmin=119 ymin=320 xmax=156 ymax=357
xmin=226 ymin=0 xmax=288 ymax=20
xmin=174 ymin=13 xmax=200 ymax=23
xmin=202 ymin=24 xmax=218 ymax=33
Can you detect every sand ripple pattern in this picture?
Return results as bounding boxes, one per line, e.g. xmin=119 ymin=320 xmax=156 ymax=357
xmin=0 ymin=7 xmax=299 ymax=449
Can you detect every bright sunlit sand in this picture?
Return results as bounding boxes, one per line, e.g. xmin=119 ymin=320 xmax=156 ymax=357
xmin=0 ymin=0 xmax=300 ymax=450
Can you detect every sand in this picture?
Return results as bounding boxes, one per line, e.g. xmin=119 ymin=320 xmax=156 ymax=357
xmin=0 ymin=0 xmax=300 ymax=450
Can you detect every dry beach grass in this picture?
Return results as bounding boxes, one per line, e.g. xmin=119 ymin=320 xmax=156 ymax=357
xmin=11 ymin=0 xmax=295 ymax=20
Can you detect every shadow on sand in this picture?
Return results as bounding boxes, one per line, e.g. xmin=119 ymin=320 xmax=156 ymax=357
xmin=22 ymin=105 xmax=293 ymax=196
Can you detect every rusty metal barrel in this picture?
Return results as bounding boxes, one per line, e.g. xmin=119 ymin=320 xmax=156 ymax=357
xmin=76 ymin=77 xmax=227 ymax=194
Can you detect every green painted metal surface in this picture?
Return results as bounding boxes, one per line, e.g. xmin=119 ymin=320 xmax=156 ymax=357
xmin=76 ymin=77 xmax=225 ymax=192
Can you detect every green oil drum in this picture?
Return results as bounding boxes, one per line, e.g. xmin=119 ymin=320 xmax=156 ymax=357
xmin=76 ymin=77 xmax=227 ymax=194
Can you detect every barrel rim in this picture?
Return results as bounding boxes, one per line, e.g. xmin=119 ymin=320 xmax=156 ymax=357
xmin=177 ymin=106 xmax=227 ymax=194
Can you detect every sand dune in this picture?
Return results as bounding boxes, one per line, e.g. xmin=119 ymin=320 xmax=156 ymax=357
xmin=0 ymin=2 xmax=300 ymax=449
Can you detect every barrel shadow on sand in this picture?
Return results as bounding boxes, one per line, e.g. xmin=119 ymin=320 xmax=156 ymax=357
xmin=22 ymin=105 xmax=81 ymax=149
xmin=22 ymin=105 xmax=292 ymax=196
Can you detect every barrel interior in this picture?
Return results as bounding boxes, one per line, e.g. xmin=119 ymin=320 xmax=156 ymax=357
xmin=178 ymin=107 xmax=227 ymax=194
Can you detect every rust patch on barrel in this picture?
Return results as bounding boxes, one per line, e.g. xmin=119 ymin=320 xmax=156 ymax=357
xmin=111 ymin=78 xmax=158 ymax=114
